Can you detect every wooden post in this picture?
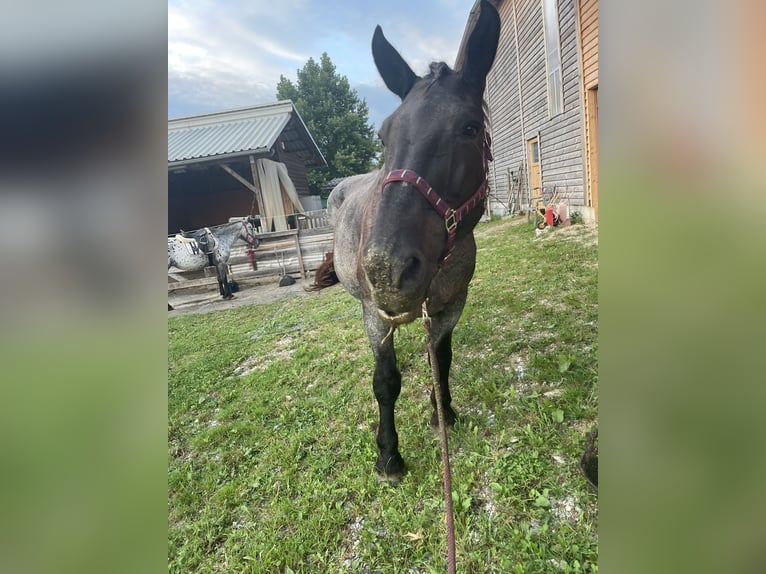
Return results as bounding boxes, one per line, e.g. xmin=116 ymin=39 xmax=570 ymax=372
xmin=293 ymin=233 xmax=306 ymax=279
xmin=249 ymin=156 xmax=266 ymax=226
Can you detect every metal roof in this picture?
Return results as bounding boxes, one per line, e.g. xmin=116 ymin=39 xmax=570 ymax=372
xmin=167 ymin=100 xmax=326 ymax=168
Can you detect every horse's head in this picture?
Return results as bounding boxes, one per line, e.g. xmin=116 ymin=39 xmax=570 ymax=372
xmin=361 ymin=0 xmax=499 ymax=318
xmin=241 ymin=219 xmax=260 ymax=248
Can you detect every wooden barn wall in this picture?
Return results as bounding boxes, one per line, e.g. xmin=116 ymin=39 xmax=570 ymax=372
xmin=486 ymin=0 xmax=524 ymax=214
xmin=486 ymin=0 xmax=586 ymax=212
xmin=274 ymin=139 xmax=312 ymax=197
xmin=541 ymin=0 xmax=585 ymax=204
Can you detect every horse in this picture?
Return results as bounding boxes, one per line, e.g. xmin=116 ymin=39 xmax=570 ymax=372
xmin=308 ymin=0 xmax=500 ymax=481
xmin=168 ymin=219 xmax=260 ymax=300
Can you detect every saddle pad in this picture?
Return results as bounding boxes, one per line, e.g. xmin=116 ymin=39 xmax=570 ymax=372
xmin=172 ymin=236 xmax=200 ymax=255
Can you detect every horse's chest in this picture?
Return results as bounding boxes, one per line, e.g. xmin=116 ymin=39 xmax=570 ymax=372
xmin=426 ymin=273 xmax=468 ymax=308
xmin=425 ymin=249 xmax=477 ymax=308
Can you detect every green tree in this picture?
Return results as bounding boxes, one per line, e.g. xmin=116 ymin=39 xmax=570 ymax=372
xmin=277 ymin=53 xmax=381 ymax=198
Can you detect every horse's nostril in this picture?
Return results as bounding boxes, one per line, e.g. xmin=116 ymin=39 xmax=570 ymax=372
xmin=364 ymin=251 xmax=423 ymax=294
xmin=398 ymin=256 xmax=421 ymax=289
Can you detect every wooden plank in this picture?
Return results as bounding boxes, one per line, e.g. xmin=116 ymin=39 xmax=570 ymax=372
xmin=168 ymin=265 xmax=312 ymax=292
xmin=580 ymin=18 xmax=598 ymax=37
xmin=257 ymin=229 xmax=299 ymax=240
xmin=582 ymin=35 xmax=599 ymax=56
xmin=168 ymin=276 xmax=217 ymax=291
xmin=254 ymin=241 xmax=296 ymax=251
xmin=228 ymin=255 xmax=256 ymax=267
xmin=249 ymin=155 xmax=266 ymax=220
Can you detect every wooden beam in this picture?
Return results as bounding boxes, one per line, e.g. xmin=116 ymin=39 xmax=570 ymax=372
xmin=220 ymin=161 xmax=266 ymax=225
xmin=220 ymin=163 xmax=258 ymax=194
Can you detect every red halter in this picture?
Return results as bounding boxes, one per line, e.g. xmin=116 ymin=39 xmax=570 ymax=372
xmin=241 ymin=220 xmax=258 ymax=244
xmin=381 ymin=132 xmax=492 ymax=265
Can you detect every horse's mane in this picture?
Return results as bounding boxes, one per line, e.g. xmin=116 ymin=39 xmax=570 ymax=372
xmin=422 ymin=62 xmax=453 ymax=93
xmin=427 ymin=61 xmax=452 ymax=80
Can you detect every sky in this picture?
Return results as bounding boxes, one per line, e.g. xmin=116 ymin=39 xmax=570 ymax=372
xmin=168 ymin=0 xmax=480 ymax=131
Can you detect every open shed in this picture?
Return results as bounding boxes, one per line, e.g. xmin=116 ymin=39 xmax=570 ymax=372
xmin=168 ymin=100 xmax=327 ymax=234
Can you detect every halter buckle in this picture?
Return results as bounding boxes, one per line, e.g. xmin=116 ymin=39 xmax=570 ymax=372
xmin=445 ymin=210 xmax=458 ymax=233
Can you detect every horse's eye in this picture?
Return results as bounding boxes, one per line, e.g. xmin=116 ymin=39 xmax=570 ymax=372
xmin=462 ymin=124 xmax=480 ymax=138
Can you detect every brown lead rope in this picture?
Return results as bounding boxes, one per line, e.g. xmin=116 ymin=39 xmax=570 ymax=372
xmin=422 ymin=302 xmax=457 ymax=574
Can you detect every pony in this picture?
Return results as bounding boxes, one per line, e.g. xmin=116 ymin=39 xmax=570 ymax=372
xmin=168 ymin=219 xmax=260 ymax=300
xmin=309 ymin=0 xmax=500 ymax=481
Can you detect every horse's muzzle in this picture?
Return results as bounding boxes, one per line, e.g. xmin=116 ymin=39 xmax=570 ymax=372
xmin=363 ymin=247 xmax=430 ymax=316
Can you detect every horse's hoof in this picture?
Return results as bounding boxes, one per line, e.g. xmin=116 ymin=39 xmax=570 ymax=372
xmin=377 ymin=471 xmax=405 ymax=485
xmin=375 ymin=454 xmax=405 ymax=483
xmin=222 ymin=294 xmax=235 ymax=300
xmin=430 ymin=407 xmax=458 ymax=429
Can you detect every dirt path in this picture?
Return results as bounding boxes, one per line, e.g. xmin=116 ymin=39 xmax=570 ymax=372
xmin=167 ymin=278 xmax=317 ymax=316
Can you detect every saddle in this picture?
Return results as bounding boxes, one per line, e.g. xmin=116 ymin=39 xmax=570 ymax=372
xmin=174 ymin=233 xmax=197 ymax=244
xmin=174 ymin=228 xmax=218 ymax=252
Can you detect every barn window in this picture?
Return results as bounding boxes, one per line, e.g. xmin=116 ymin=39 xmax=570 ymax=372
xmin=542 ymin=0 xmax=564 ymax=117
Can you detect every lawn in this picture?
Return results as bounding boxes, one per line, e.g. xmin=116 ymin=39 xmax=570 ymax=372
xmin=168 ymin=218 xmax=598 ymax=573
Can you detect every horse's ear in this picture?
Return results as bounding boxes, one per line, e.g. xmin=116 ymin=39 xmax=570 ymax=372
xmin=372 ymin=25 xmax=418 ymax=100
xmin=459 ymin=0 xmax=500 ymax=93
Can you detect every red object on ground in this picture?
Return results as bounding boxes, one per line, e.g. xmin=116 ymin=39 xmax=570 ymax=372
xmin=545 ymin=206 xmax=555 ymax=227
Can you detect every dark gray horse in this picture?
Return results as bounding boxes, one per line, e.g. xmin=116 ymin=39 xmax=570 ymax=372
xmin=168 ymin=219 xmax=260 ymax=300
xmin=309 ymin=0 xmax=500 ymax=481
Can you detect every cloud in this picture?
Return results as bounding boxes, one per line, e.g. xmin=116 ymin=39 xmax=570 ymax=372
xmin=168 ymin=0 xmax=478 ymax=120
xmin=168 ymin=3 xmax=307 ymax=114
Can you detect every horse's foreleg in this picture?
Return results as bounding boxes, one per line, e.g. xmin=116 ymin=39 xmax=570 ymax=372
xmin=373 ymin=350 xmax=405 ymax=480
xmin=216 ymin=263 xmax=233 ymax=299
xmin=428 ymin=330 xmax=458 ymax=428
xmin=427 ymin=297 xmax=467 ymax=428
xmin=363 ymin=302 xmax=405 ymax=481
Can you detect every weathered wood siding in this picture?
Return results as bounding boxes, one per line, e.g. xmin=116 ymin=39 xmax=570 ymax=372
xmin=578 ymin=0 xmax=598 ymax=217
xmin=227 ymin=229 xmax=333 ymax=280
xmin=486 ymin=0 xmax=586 ymax=213
xmin=275 ymin=140 xmax=312 ymax=197
xmin=579 ymin=0 xmax=598 ymax=89
xmin=485 ymin=0 xmax=526 ymax=214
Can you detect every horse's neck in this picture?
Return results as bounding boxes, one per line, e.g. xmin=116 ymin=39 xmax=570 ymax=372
xmin=213 ymin=223 xmax=241 ymax=249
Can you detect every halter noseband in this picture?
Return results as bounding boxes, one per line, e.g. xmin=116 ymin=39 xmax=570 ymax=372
xmin=241 ymin=220 xmax=258 ymax=245
xmin=381 ymin=132 xmax=492 ymax=266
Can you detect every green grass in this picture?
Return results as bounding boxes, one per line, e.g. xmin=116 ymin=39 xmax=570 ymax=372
xmin=169 ymin=219 xmax=598 ymax=573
